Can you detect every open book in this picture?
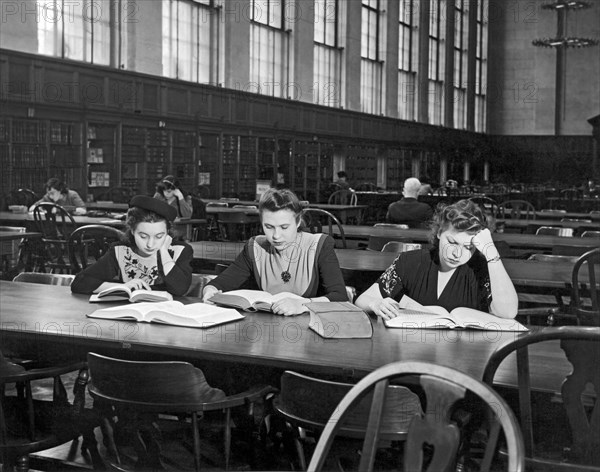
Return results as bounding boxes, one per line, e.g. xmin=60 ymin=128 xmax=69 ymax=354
xmin=89 ymin=285 xmax=173 ymax=303
xmin=306 ymin=302 xmax=373 ymax=339
xmin=384 ymin=297 xmax=527 ymax=331
xmin=87 ymin=301 xmax=244 ymax=328
xmin=209 ymin=290 xmax=305 ymax=312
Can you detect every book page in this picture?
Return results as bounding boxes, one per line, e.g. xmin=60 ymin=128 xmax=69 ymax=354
xmin=129 ymin=290 xmax=173 ymax=303
xmin=87 ymin=301 xmax=185 ymax=321
xmin=450 ymin=307 xmax=528 ymax=331
xmin=150 ymin=303 xmax=244 ymax=328
xmin=98 ymin=284 xmax=131 ymax=298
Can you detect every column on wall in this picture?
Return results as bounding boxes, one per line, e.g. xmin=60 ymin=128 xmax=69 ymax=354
xmin=463 ymin=161 xmax=470 ymax=184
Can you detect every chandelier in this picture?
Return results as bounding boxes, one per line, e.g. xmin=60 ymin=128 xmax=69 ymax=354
xmin=532 ymin=1 xmax=600 ymax=49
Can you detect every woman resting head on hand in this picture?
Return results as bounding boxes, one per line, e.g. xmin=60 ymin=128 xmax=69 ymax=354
xmin=202 ymin=188 xmax=348 ymax=316
xmin=71 ymin=195 xmax=193 ymax=296
xmin=355 ymin=199 xmax=518 ymax=320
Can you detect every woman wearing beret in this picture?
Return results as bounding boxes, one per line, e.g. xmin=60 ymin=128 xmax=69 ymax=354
xmin=71 ymin=195 xmax=193 ymax=296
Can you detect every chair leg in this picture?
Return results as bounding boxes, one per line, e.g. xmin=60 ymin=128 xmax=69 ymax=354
xmin=224 ymin=408 xmax=232 ymax=470
xmin=192 ymin=412 xmax=201 ymax=472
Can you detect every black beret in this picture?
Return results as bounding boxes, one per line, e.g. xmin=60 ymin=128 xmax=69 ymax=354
xmin=129 ymin=195 xmax=177 ymax=222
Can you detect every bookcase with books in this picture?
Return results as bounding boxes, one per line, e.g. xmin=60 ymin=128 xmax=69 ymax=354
xmin=292 ymin=140 xmax=333 ymax=203
xmin=121 ymin=125 xmax=146 ymax=194
xmin=172 ymin=130 xmax=197 ymax=194
xmin=345 ymin=145 xmax=378 ymax=187
xmin=197 ymin=132 xmax=220 ymax=198
xmin=50 ymin=122 xmax=84 ymax=193
xmin=86 ymin=123 xmax=116 ymax=200
xmin=145 ymin=129 xmax=170 ymax=194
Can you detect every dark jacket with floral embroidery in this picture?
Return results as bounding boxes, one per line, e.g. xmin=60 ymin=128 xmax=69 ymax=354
xmin=71 ymin=242 xmax=193 ymax=296
xmin=377 ymin=248 xmax=492 ymax=312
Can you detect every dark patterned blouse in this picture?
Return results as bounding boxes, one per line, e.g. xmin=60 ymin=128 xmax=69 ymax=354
xmin=377 ymin=248 xmax=492 ymax=312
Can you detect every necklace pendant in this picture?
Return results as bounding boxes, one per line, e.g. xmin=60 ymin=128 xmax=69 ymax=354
xmin=281 ymin=270 xmax=291 ymax=283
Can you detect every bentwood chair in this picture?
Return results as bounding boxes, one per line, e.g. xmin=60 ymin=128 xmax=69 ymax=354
xmin=498 ymin=200 xmax=537 ymax=220
xmin=328 ymin=190 xmax=357 ymax=206
xmin=67 ymin=224 xmax=124 ymax=273
xmin=32 ymin=202 xmax=77 ymax=273
xmin=0 ymin=353 xmax=100 ymax=472
xmin=307 ymin=361 xmax=525 ymax=472
xmin=87 ymin=352 xmax=276 ymax=471
xmin=483 ymin=327 xmax=600 ymax=471
xmin=271 ymin=370 xmax=422 ymax=470
xmin=301 ymin=209 xmax=347 ymax=248
xmin=519 ymin=248 xmax=600 ymax=327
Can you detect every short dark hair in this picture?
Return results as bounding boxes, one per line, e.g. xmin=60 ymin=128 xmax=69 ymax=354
xmin=337 ymin=171 xmax=347 ymax=179
xmin=45 ymin=178 xmax=68 ymax=195
xmin=258 ymin=188 xmax=303 ymax=223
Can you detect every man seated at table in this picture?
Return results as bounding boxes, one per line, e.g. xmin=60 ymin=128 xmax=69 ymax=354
xmin=386 ymin=177 xmax=433 ymax=228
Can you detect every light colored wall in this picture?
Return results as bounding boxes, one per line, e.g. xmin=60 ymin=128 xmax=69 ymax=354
xmin=487 ymin=0 xmax=600 ymax=135
xmin=0 ymin=0 xmax=38 ymax=54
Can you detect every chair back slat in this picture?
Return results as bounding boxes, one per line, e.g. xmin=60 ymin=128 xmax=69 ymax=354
xmin=301 ymin=208 xmax=347 ymax=248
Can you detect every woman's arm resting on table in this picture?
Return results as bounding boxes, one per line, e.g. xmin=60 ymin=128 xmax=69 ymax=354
xmin=355 ymin=283 xmax=404 ymax=320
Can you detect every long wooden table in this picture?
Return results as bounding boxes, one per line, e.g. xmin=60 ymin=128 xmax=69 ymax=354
xmin=335 ymin=225 xmax=600 ymax=251
xmin=189 ymin=241 xmax=586 ymax=291
xmin=0 ymin=281 xmax=588 ymax=395
xmin=0 ymin=211 xmax=204 ymax=241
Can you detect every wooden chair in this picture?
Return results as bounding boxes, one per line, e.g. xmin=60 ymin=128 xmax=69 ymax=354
xmin=469 ymin=196 xmax=500 ymax=219
xmin=185 ymin=273 xmax=217 ymax=297
xmin=216 ymin=211 xmax=259 ymax=242
xmin=520 ymin=248 xmax=600 ymax=326
xmin=8 ymin=188 xmax=39 ymax=208
xmin=581 ymin=230 xmax=600 ymax=238
xmin=498 ymin=200 xmax=536 ymax=220
xmin=381 ymin=241 xmax=422 ymax=253
xmin=87 ymin=352 xmax=276 ymax=471
xmin=483 ymin=327 xmax=600 ymax=471
xmin=307 ymin=361 xmax=525 ymax=472
xmin=205 ymin=202 xmax=229 ymax=240
xmin=301 ymin=208 xmax=347 ymax=248
xmin=67 ymin=224 xmax=125 ymax=273
xmin=535 ymin=226 xmax=574 ymax=237
xmin=272 ymin=370 xmax=422 ymax=470
xmin=0 ymin=353 xmax=100 ymax=472
xmin=13 ymin=272 xmax=75 ymax=286
xmin=32 ymin=202 xmax=77 ymax=273
xmin=327 ymin=190 xmax=357 ymax=206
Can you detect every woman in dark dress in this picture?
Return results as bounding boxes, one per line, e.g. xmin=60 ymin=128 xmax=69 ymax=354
xmin=71 ymin=195 xmax=193 ymax=296
xmin=355 ymin=199 xmax=518 ymax=319
xmin=202 ymin=188 xmax=348 ymax=316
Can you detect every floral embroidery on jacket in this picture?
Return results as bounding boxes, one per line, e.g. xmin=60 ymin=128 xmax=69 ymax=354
xmin=121 ymin=247 xmax=159 ymax=285
xmin=379 ymin=255 xmax=402 ymax=296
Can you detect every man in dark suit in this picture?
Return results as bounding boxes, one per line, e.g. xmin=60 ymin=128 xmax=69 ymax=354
xmin=386 ymin=177 xmax=433 ymax=228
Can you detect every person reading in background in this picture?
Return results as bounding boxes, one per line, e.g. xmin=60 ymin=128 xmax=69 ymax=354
xmin=386 ymin=177 xmax=433 ymax=228
xmin=71 ymin=195 xmax=192 ymax=296
xmin=153 ymin=175 xmax=193 ymax=218
xmin=202 ymin=188 xmax=348 ymax=316
xmin=356 ymin=199 xmax=518 ymax=320
xmin=29 ymin=177 xmax=86 ymax=214
xmin=336 ymin=171 xmax=351 ymax=190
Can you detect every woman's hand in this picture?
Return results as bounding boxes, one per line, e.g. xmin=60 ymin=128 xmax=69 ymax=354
xmin=271 ymin=295 xmax=311 ymax=316
xmin=368 ymin=297 xmax=404 ymax=320
xmin=123 ymin=279 xmax=151 ymax=291
xmin=471 ymin=229 xmax=499 ymax=262
xmin=173 ymin=188 xmax=185 ymax=200
xmin=161 ymin=234 xmax=173 ymax=251
xmin=202 ymin=285 xmax=221 ymax=304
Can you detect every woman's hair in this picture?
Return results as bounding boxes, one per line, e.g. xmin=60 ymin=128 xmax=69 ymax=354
xmin=429 ymin=199 xmax=491 ymax=249
xmin=124 ymin=206 xmax=174 ymax=246
xmin=45 ymin=178 xmax=68 ymax=195
xmin=155 ymin=175 xmax=181 ymax=196
xmin=258 ymin=188 xmax=304 ymax=222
